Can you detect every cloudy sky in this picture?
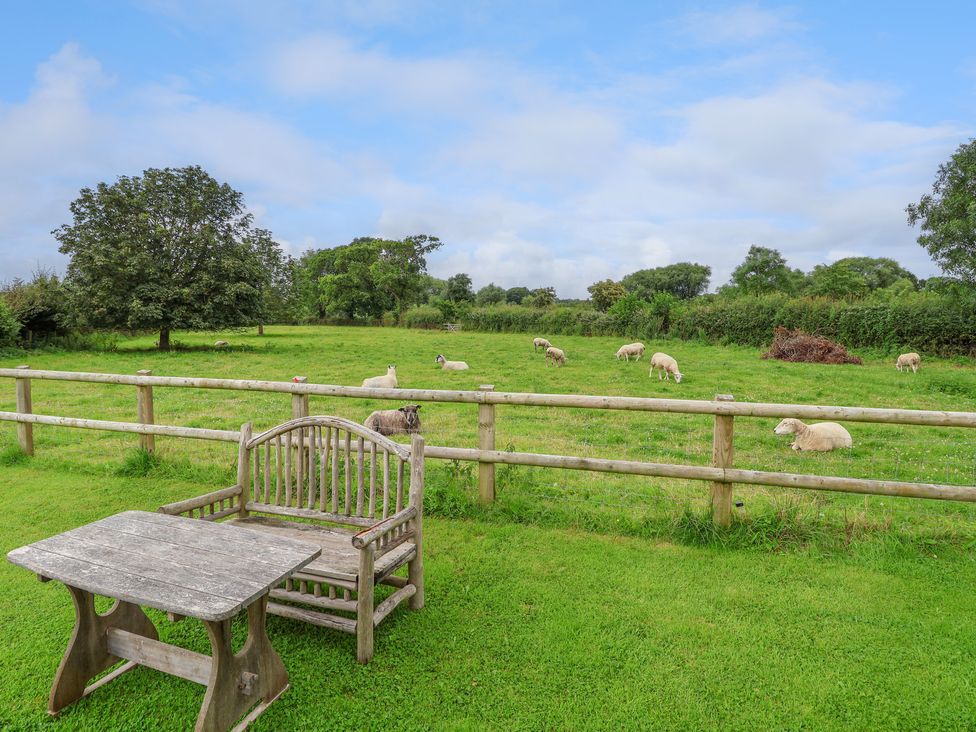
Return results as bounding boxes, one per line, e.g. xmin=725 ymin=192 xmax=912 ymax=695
xmin=1 ymin=1 xmax=973 ymax=296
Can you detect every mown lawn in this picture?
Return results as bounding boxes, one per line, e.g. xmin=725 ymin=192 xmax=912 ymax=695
xmin=2 ymin=326 xmax=976 ymax=729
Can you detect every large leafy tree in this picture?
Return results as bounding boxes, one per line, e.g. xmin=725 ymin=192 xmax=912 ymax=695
xmin=621 ymin=262 xmax=711 ymax=300
xmin=809 ymin=261 xmax=868 ymax=298
xmin=831 ymin=257 xmax=917 ymax=290
xmin=476 ymin=283 xmax=506 ymax=306
xmin=730 ymin=246 xmax=797 ymax=295
xmin=587 ymin=279 xmax=626 ymax=311
xmin=906 ymin=138 xmax=976 ymax=283
xmin=54 ymin=166 xmax=275 ymax=350
xmin=505 ymin=286 xmax=531 ymax=304
xmin=249 ymin=228 xmax=297 ymax=334
xmin=310 ymin=234 xmax=443 ymax=320
xmin=445 ymin=273 xmax=475 ymax=303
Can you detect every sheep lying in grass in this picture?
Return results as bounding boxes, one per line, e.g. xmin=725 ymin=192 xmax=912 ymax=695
xmin=545 ymin=346 xmax=566 ymax=366
xmin=649 ymin=352 xmax=682 ymax=383
xmin=364 ymin=404 xmax=421 ymax=436
xmin=774 ymin=418 xmax=852 ymax=451
xmin=435 ymin=354 xmax=469 ymax=370
xmin=896 ymin=352 xmax=921 ymax=373
xmin=214 ymin=340 xmax=229 ymax=348
xmin=361 ymin=365 xmax=398 ymax=388
xmin=615 ymin=342 xmax=645 ymax=361
xmin=533 ymin=337 xmax=551 ymax=352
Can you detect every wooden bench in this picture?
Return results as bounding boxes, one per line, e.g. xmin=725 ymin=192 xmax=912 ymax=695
xmin=160 ymin=416 xmax=424 ymax=664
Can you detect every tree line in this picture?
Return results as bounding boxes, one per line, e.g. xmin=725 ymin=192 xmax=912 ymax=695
xmin=1 ymin=138 xmax=974 ymax=351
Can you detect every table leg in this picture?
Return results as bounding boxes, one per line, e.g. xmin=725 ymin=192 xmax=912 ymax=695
xmin=49 ymin=585 xmax=158 ymax=716
xmin=195 ymin=595 xmax=288 ymax=732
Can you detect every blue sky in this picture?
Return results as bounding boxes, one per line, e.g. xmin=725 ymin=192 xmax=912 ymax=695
xmin=1 ymin=1 xmax=973 ymax=296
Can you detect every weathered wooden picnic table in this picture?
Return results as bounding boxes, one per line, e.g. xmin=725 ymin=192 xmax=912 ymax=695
xmin=7 ymin=510 xmax=321 ymax=732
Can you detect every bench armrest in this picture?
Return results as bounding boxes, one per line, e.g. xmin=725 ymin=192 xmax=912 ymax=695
xmin=351 ymin=506 xmax=418 ymax=550
xmin=158 ymin=485 xmax=243 ymax=521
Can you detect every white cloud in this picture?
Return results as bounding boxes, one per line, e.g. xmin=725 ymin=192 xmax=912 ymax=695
xmin=668 ymin=3 xmax=801 ymax=46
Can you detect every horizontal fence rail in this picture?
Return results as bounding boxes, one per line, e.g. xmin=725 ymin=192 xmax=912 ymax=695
xmin=3 ymin=366 xmax=976 ymax=526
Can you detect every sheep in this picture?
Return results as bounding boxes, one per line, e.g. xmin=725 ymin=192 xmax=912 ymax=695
xmin=364 ymin=404 xmax=421 ymax=436
xmin=214 ymin=340 xmax=229 ymax=348
xmin=649 ymin=352 xmax=682 ymax=383
xmin=774 ymin=418 xmax=852 ymax=452
xmin=533 ymin=337 xmax=552 ymax=352
xmin=615 ymin=342 xmax=645 ymax=361
xmin=545 ymin=346 xmax=566 ymax=367
xmin=896 ymin=352 xmax=921 ymax=373
xmin=361 ymin=365 xmax=398 ymax=389
xmin=435 ymin=354 xmax=469 ymax=371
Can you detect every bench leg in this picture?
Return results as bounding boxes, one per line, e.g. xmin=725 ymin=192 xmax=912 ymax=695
xmin=357 ymin=547 xmax=375 ymax=664
xmin=49 ymin=585 xmax=157 ymax=716
xmin=195 ymin=595 xmax=288 ymax=732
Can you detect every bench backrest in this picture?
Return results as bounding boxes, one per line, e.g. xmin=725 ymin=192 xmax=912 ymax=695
xmin=240 ymin=416 xmax=423 ymax=528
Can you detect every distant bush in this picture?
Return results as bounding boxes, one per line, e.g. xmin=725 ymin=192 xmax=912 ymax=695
xmin=0 ymin=300 xmax=20 ymax=349
xmin=403 ymin=305 xmax=443 ymax=329
xmin=762 ymin=327 xmax=863 ymax=365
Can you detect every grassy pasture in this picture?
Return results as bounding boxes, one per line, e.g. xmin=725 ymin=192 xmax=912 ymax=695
xmin=2 ymin=326 xmax=976 ymax=729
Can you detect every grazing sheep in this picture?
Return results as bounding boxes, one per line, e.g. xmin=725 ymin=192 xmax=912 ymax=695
xmin=896 ymin=352 xmax=921 ymax=373
xmin=649 ymin=352 xmax=682 ymax=383
xmin=364 ymin=404 xmax=421 ymax=436
xmin=214 ymin=340 xmax=229 ymax=348
xmin=774 ymin=418 xmax=852 ymax=452
xmin=545 ymin=346 xmax=566 ymax=367
xmin=615 ymin=342 xmax=646 ymax=361
xmin=435 ymin=354 xmax=469 ymax=371
xmin=361 ymin=365 xmax=398 ymax=389
xmin=533 ymin=337 xmax=552 ymax=352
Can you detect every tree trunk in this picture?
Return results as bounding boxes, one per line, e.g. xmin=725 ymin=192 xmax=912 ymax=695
xmin=258 ymin=324 xmax=264 ymax=336
xmin=159 ymin=328 xmax=171 ymax=351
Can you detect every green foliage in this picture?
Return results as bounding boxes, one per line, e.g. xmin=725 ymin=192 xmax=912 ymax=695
xmin=505 ymin=286 xmax=531 ymax=304
xmin=402 ymin=304 xmax=444 ymax=328
xmin=475 ymin=282 xmax=506 ymax=306
xmin=54 ymin=166 xmax=277 ymax=350
xmin=832 ymin=257 xmax=918 ymax=290
xmin=730 ymin=246 xmax=802 ymax=295
xmin=809 ymin=261 xmax=869 ymax=298
xmin=525 ymin=286 xmax=556 ymax=308
xmin=587 ymin=279 xmax=626 ymax=311
xmin=0 ymin=298 xmax=21 ymax=349
xmin=0 ymin=269 xmax=66 ymax=344
xmin=445 ymin=273 xmax=475 ymax=303
xmin=907 ymin=138 xmax=976 ymax=283
xmin=621 ymin=262 xmax=711 ymax=300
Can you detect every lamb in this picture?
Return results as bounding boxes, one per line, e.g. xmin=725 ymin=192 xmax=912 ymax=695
xmin=649 ymin=352 xmax=682 ymax=383
xmin=364 ymin=404 xmax=421 ymax=436
xmin=615 ymin=342 xmax=645 ymax=361
xmin=533 ymin=337 xmax=552 ymax=352
xmin=435 ymin=354 xmax=469 ymax=371
xmin=896 ymin=352 xmax=921 ymax=373
xmin=361 ymin=365 xmax=398 ymax=389
xmin=545 ymin=346 xmax=566 ymax=367
xmin=774 ymin=418 xmax=852 ymax=452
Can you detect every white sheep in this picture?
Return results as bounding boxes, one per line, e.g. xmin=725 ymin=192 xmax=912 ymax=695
xmin=896 ymin=352 xmax=921 ymax=373
xmin=533 ymin=337 xmax=552 ymax=352
xmin=545 ymin=346 xmax=566 ymax=367
xmin=364 ymin=404 xmax=421 ymax=436
xmin=649 ymin=352 xmax=682 ymax=383
xmin=615 ymin=342 xmax=645 ymax=361
xmin=361 ymin=365 xmax=398 ymax=389
xmin=214 ymin=340 xmax=229 ymax=348
xmin=435 ymin=354 xmax=469 ymax=371
xmin=774 ymin=418 xmax=852 ymax=451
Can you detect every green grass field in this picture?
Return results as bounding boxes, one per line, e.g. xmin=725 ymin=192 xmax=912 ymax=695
xmin=2 ymin=326 xmax=976 ymax=729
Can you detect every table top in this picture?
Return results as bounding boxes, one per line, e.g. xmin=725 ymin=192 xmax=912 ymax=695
xmin=7 ymin=510 xmax=321 ymax=621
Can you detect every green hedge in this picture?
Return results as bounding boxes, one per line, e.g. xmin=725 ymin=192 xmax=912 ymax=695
xmin=403 ymin=294 xmax=976 ymax=355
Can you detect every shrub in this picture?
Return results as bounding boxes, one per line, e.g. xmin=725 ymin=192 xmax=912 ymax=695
xmin=762 ymin=327 xmax=863 ymax=365
xmin=0 ymin=300 xmax=20 ymax=349
xmin=403 ymin=305 xmax=443 ymax=329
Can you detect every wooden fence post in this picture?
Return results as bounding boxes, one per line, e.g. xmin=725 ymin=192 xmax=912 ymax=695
xmin=478 ymin=385 xmax=496 ymax=503
xmin=711 ymin=394 xmax=735 ymax=528
xmin=136 ymin=369 xmax=155 ymax=453
xmin=15 ymin=365 xmax=33 ymax=456
xmin=292 ymin=376 xmax=309 ymax=419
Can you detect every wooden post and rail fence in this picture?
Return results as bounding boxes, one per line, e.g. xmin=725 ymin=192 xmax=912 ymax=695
xmin=3 ymin=366 xmax=976 ymax=527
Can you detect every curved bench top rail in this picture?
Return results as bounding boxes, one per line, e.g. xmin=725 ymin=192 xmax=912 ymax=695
xmin=3 ymin=367 xmax=976 ymax=428
xmin=247 ymin=415 xmax=411 ymax=460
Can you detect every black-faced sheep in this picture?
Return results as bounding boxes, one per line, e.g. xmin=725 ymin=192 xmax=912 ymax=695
xmin=435 ymin=354 xmax=469 ymax=370
xmin=364 ymin=404 xmax=422 ymax=436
